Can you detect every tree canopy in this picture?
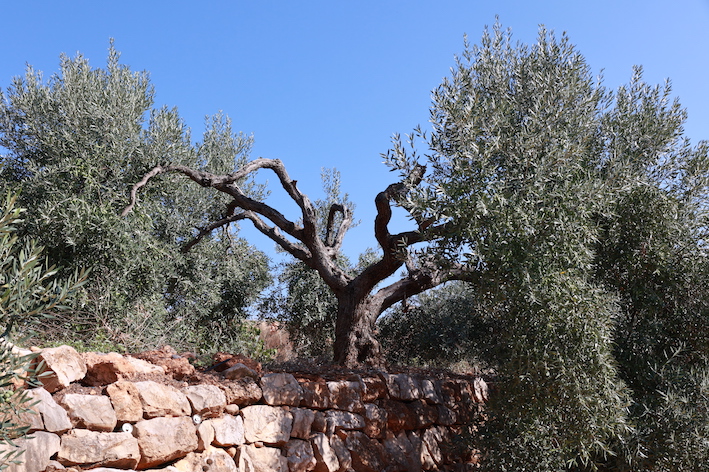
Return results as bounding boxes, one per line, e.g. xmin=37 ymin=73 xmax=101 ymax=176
xmin=0 ymin=44 xmax=271 ymax=352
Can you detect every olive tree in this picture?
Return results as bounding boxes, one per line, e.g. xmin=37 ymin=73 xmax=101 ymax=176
xmin=0 ymin=44 xmax=270 ymax=352
xmin=385 ymin=24 xmax=709 ymax=471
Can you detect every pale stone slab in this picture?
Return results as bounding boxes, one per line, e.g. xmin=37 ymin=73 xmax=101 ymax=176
xmin=326 ymin=380 xmax=364 ymax=413
xmin=171 ymin=446 xmax=237 ymax=472
xmin=134 ymin=416 xmax=198 ymax=469
xmin=133 ymin=380 xmax=191 ymax=418
xmin=106 ymin=380 xmax=143 ymax=423
xmin=311 ymin=432 xmax=339 ymax=472
xmin=210 ymin=414 xmax=245 ymax=447
xmin=182 ymin=384 xmax=226 ymax=417
xmin=285 ymin=439 xmax=316 ymax=472
xmin=57 ymin=429 xmax=139 ymax=469
xmin=82 ymin=352 xmax=164 ymax=385
xmin=60 ymin=393 xmax=117 ymax=431
xmin=290 ymin=407 xmax=315 ymax=439
xmin=26 ymin=388 xmax=71 ymax=433
xmin=260 ymin=373 xmax=303 ymax=406
xmin=241 ymin=404 xmax=292 ymax=444
xmin=36 ymin=345 xmax=87 ymax=393
xmin=0 ymin=431 xmax=60 ymax=472
xmin=237 ymin=444 xmax=288 ymax=472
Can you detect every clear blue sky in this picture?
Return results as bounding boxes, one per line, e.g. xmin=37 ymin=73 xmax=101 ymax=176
xmin=2 ymin=1 xmax=708 ymax=263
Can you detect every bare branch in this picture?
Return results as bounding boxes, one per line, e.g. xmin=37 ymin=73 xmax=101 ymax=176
xmin=325 ymin=203 xmax=352 ymax=251
xmin=180 ymin=212 xmax=248 ymax=253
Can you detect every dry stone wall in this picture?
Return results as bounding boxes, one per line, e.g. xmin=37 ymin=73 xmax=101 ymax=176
xmin=2 ymin=345 xmax=488 ymax=472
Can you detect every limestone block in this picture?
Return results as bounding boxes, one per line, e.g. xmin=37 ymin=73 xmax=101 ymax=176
xmin=285 ymin=439 xmax=316 ymax=472
xmin=362 ymin=403 xmax=387 ymax=439
xmin=222 ymin=363 xmax=259 ymax=380
xmin=409 ymin=399 xmax=438 ymax=429
xmin=420 ymin=379 xmax=442 ymax=405
xmin=324 ymin=410 xmax=365 ymax=434
xmin=311 ymin=433 xmax=339 ymax=472
xmin=133 ymin=380 xmax=191 ymax=418
xmin=343 ymin=431 xmax=385 ymax=472
xmin=260 ymin=373 xmax=303 ymax=406
xmin=237 ymin=444 xmax=288 ymax=472
xmin=57 ymin=429 xmax=139 ymax=469
xmin=298 ymin=378 xmax=330 ymax=409
xmin=182 ymin=385 xmax=226 ymax=418
xmin=106 ymin=380 xmax=143 ymax=423
xmin=0 ymin=431 xmax=60 ymax=472
xmin=25 ymin=387 xmax=72 ymax=433
xmin=219 ymin=378 xmax=262 ymax=406
xmin=360 ymin=376 xmax=387 ymax=403
xmin=379 ymin=399 xmax=416 ymax=431
xmin=134 ymin=416 xmax=198 ymax=469
xmin=171 ymin=446 xmax=237 ymax=472
xmin=60 ymin=393 xmax=117 ymax=431
xmin=241 ymin=405 xmax=292 ymax=444
xmin=421 ymin=427 xmax=445 ymax=468
xmin=473 ymin=377 xmax=489 ymax=403
xmin=82 ymin=352 xmax=164 ymax=386
xmin=326 ymin=380 xmax=363 ymax=413
xmin=210 ymin=414 xmax=245 ymax=447
xmin=330 ymin=433 xmax=352 ymax=471
xmin=380 ymin=373 xmax=421 ymax=401
xmin=435 ymin=404 xmax=457 ymax=426
xmin=35 ymin=345 xmax=87 ymax=393
xmin=383 ymin=431 xmax=420 ymax=472
xmin=197 ymin=420 xmax=216 ymax=451
xmin=290 ymin=407 xmax=315 ymax=439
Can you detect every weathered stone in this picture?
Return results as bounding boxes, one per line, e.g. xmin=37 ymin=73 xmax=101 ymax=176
xmin=311 ymin=433 xmax=339 ymax=472
xmin=327 ymin=380 xmax=363 ymax=413
xmin=106 ymin=380 xmax=143 ymax=423
xmin=325 ymin=410 xmax=365 ymax=434
xmin=383 ymin=431 xmax=420 ymax=472
xmin=57 ymin=429 xmax=139 ymax=469
xmin=182 ymin=385 xmax=226 ymax=417
xmin=210 ymin=414 xmax=245 ymax=447
xmin=473 ymin=377 xmax=489 ymax=403
xmin=222 ymin=362 xmax=259 ymax=380
xmin=212 ymin=353 xmax=262 ymax=374
xmin=219 ymin=378 xmax=262 ymax=406
xmin=133 ymin=380 xmax=191 ymax=418
xmin=24 ymin=387 xmax=71 ymax=433
xmin=435 ymin=404 xmax=457 ymax=426
xmin=60 ymin=393 xmax=117 ymax=431
xmin=0 ymin=431 xmax=60 ymax=472
xmin=225 ymin=403 xmax=240 ymax=415
xmin=311 ymin=410 xmax=327 ymax=433
xmin=134 ymin=416 xmax=198 ymax=468
xmin=197 ymin=420 xmax=216 ymax=451
xmin=285 ymin=439 xmax=316 ymax=472
xmin=409 ymin=399 xmax=438 ymax=429
xmin=343 ymin=431 xmax=385 ymax=472
xmin=35 ymin=346 xmax=87 ymax=393
xmin=420 ymin=379 xmax=442 ymax=405
xmin=171 ymin=446 xmax=237 ymax=472
xmin=82 ymin=352 xmax=164 ymax=386
xmin=242 ymin=404 xmax=292 ymax=444
xmin=290 ymin=407 xmax=315 ymax=439
xmin=131 ymin=345 xmax=195 ymax=380
xmin=360 ymin=376 xmax=387 ymax=402
xmin=421 ymin=426 xmax=445 ymax=468
xmin=379 ymin=399 xmax=416 ymax=431
xmin=331 ymin=433 xmax=352 ymax=471
xmin=362 ymin=403 xmax=387 ymax=439
xmin=261 ymin=373 xmax=303 ymax=406
xmin=238 ymin=444 xmax=288 ymax=472
xmin=298 ymin=378 xmax=330 ymax=409
xmin=380 ymin=373 xmax=421 ymax=401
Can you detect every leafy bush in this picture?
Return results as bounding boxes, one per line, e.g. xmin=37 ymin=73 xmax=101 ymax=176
xmin=0 ymin=193 xmax=83 ymax=470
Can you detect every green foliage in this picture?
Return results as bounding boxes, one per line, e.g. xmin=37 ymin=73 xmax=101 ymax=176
xmin=0 ymin=194 xmax=81 ymax=470
xmin=385 ymin=23 xmax=709 ymax=471
xmin=0 ymin=43 xmax=271 ymax=354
